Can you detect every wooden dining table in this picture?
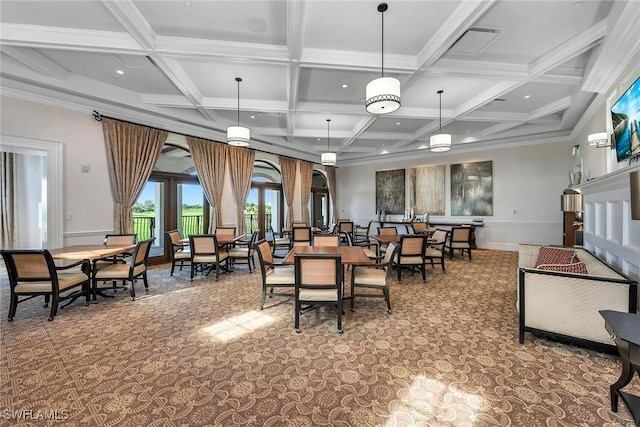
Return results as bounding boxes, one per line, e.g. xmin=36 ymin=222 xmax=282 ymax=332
xmin=50 ymin=244 xmax=137 ymax=302
xmin=282 ymin=245 xmax=373 ymax=266
xmin=371 ymin=234 xmax=437 ymax=245
xmin=179 ymin=234 xmax=246 ymax=247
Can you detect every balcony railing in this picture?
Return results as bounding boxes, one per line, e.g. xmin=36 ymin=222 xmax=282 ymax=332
xmin=132 ymin=213 xmax=272 ymax=241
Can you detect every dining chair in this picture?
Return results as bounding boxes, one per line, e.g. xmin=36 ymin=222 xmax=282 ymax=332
xmin=294 ymin=253 xmax=343 ymax=333
xmin=291 ymin=227 xmax=312 ymax=247
xmin=92 ymin=238 xmax=154 ymax=301
xmin=350 ymin=241 xmax=400 ymax=313
xmin=165 ymin=229 xmax=190 ymax=275
xmin=268 ymin=225 xmax=291 ymax=257
xmin=189 ymin=234 xmax=230 ymax=281
xmin=227 ymin=230 xmax=259 ymax=272
xmin=255 ymin=239 xmax=295 ymax=309
xmin=424 ymin=229 xmax=449 ymax=272
xmin=215 ymin=227 xmax=237 ymax=242
xmin=411 ymin=222 xmax=429 ymax=234
xmin=1 ymin=249 xmax=91 ymax=321
xmin=292 ymin=222 xmax=308 ymax=228
xmin=393 ymin=234 xmax=427 ymax=283
xmin=313 ymin=234 xmax=339 ymax=247
xmin=377 ymin=226 xmax=398 ymax=254
xmin=93 ymin=233 xmax=137 ymax=268
xmin=446 ymin=226 xmax=473 ymax=261
xmin=338 ymin=221 xmax=354 ymax=244
xmin=92 ymin=233 xmax=137 ymax=293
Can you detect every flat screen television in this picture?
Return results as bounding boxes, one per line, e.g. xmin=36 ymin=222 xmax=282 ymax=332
xmin=610 ymin=75 xmax=640 ymax=163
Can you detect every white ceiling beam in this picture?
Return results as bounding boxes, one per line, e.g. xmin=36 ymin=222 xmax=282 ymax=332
xmin=416 ymin=0 xmax=497 ymax=71
xmin=2 ymin=46 xmax=69 ymax=80
xmin=286 ymin=0 xmax=306 ymax=144
xmin=529 ymin=19 xmax=606 ymax=77
xmin=0 ymin=23 xmax=142 ymax=53
xmin=581 ymin=1 xmax=640 ymax=94
xmin=99 ymin=0 xmax=156 ymax=50
xmin=99 ymin=0 xmax=216 ymax=123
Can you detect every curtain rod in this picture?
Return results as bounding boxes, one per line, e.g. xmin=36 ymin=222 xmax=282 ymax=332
xmin=92 ymin=111 xmax=325 ymax=166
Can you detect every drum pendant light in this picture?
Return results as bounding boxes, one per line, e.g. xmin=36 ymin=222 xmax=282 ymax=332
xmin=321 ymin=119 xmax=336 ymax=166
xmin=430 ymin=90 xmax=451 ymax=152
xmin=365 ymin=3 xmax=401 ymax=115
xmin=227 ymin=77 xmax=250 ymax=146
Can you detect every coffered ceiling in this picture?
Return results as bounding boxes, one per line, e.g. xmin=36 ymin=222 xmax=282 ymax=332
xmin=1 ymin=0 xmax=639 ymax=166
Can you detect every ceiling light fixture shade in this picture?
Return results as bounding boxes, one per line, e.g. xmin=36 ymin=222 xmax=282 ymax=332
xmin=587 ymin=132 xmax=610 ymax=148
xmin=430 ymin=90 xmax=451 ymax=152
xmin=227 ymin=77 xmax=250 ymax=146
xmin=365 ymin=3 xmax=401 ymax=115
xmin=321 ymin=119 xmax=336 ymax=166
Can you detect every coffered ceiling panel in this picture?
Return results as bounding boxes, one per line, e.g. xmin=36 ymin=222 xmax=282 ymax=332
xmin=1 ymin=0 xmax=638 ymax=166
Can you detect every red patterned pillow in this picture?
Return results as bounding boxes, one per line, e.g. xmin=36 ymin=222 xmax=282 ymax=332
xmin=537 ymin=262 xmax=588 ymax=274
xmin=535 ymin=246 xmax=577 ymax=267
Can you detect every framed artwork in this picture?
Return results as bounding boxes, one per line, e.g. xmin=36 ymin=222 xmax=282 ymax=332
xmin=451 ymin=161 xmax=493 ymax=216
xmin=409 ymin=165 xmax=445 ymax=215
xmin=376 ymin=169 xmax=405 ymax=214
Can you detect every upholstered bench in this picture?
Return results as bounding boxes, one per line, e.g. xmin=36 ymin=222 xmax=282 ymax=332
xmin=517 ymin=244 xmax=638 ymax=350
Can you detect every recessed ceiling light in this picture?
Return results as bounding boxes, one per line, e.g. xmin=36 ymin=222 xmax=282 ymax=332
xmin=381 ymin=150 xmax=389 ymax=155
xmin=573 ymin=2 xmax=582 ymax=7
xmin=317 ymin=138 xmax=321 ymax=141
xmin=250 ymin=115 xmax=255 ymax=119
xmin=184 ymin=1 xmax=192 ymax=7
xmin=116 ymin=70 xmax=124 ymax=75
xmin=396 ymin=122 xmax=401 ymax=126
xmin=524 ymin=95 xmax=531 ymax=99
xmin=341 ymin=84 xmax=348 ymax=88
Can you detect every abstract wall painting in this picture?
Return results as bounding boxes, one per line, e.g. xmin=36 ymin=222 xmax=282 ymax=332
xmin=409 ymin=165 xmax=445 ymax=215
xmin=451 ymin=161 xmax=493 ymax=216
xmin=376 ymin=169 xmax=405 ymax=214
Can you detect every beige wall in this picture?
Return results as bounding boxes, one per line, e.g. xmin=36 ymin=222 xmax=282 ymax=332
xmin=1 ymin=96 xmax=322 ymax=245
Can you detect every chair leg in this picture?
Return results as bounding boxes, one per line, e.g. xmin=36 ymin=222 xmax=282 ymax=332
xmin=48 ymin=293 xmax=59 ymax=321
xmin=8 ymin=294 xmax=18 ymax=321
xmin=43 ymin=295 xmax=50 ymax=307
xmin=170 ymin=260 xmax=175 ymax=276
xmin=350 ymin=281 xmax=356 ymax=312
xmin=143 ymin=272 xmax=149 ymax=290
xmin=384 ymin=287 xmax=392 ymax=314
xmin=129 ymin=280 xmax=136 ymax=301
xmin=295 ymin=299 xmax=301 ymax=333
xmin=421 ymin=263 xmax=426 ymax=283
xmin=190 ymin=263 xmax=195 ymax=282
xmin=260 ymin=286 xmax=267 ymax=310
xmin=84 ymin=282 xmax=91 ymax=305
xmin=337 ymin=300 xmax=343 ymax=333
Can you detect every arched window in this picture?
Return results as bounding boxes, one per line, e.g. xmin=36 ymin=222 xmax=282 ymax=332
xmin=135 ymin=143 xmax=209 ymax=264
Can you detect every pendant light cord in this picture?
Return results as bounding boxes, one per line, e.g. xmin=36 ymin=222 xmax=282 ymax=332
xmin=381 ymin=9 xmax=384 ymax=77
xmin=438 ymin=90 xmax=443 ymax=131
xmin=235 ymin=77 xmax=242 ymax=126
xmin=327 ymin=119 xmax=331 ymax=151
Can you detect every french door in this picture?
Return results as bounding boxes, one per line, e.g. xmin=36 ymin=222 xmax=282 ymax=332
xmin=135 ymin=172 xmax=208 ymax=265
xmin=247 ymin=183 xmax=284 ymax=240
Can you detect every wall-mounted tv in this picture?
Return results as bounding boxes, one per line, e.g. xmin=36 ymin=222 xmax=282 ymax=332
xmin=610 ymin=75 xmax=640 ymax=163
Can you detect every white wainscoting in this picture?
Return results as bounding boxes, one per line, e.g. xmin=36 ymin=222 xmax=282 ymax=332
xmin=578 ymin=163 xmax=640 ymax=281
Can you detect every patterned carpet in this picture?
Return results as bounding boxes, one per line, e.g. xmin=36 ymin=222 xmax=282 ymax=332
xmin=1 ymin=249 xmax=638 ymax=426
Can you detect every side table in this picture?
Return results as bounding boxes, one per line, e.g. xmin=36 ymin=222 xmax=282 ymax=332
xmin=600 ymin=310 xmax=640 ymax=426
